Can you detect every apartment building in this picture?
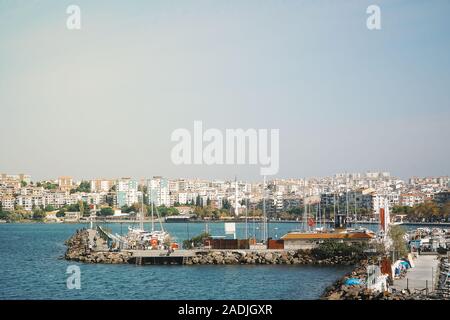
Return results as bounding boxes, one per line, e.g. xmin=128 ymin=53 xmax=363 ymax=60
xmin=0 ymin=196 xmax=15 ymax=211
xmin=400 ymin=193 xmax=429 ymax=207
xmin=58 ymin=176 xmax=73 ymax=192
xmin=90 ymin=179 xmax=114 ymax=192
xmin=116 ymin=178 xmax=138 ymax=207
xmin=147 ymin=176 xmax=170 ymax=207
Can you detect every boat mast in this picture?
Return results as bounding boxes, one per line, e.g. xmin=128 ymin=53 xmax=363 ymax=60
xmin=303 ymin=192 xmax=308 ymax=232
xmin=151 ymin=201 xmax=155 ymax=232
xmin=155 ymin=206 xmax=165 ymax=232
xmin=333 ymin=192 xmax=337 ymax=227
xmin=234 ymin=176 xmax=239 ymax=217
xmin=139 ymin=183 xmax=144 ymax=230
xmin=262 ymin=175 xmax=267 ymax=242
xmin=346 ymin=189 xmax=349 ymax=225
xmin=318 ymin=197 xmax=321 ymax=228
xmin=245 ymin=196 xmax=248 ymax=239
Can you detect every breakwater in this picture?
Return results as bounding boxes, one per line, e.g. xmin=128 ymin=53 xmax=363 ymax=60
xmin=321 ymin=257 xmax=444 ymax=300
xmin=65 ymin=229 xmax=132 ymax=264
xmin=183 ymin=250 xmax=357 ymax=265
xmin=64 ymin=229 xmax=362 ymax=266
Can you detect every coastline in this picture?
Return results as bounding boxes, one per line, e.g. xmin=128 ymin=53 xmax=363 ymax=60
xmin=3 ymin=219 xmax=450 ymax=226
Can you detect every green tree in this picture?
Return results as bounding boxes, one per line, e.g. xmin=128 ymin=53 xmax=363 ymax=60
xmin=21 ymin=180 xmax=27 ymax=187
xmin=0 ymin=210 xmax=10 ymax=220
xmin=388 ymin=225 xmax=408 ymax=260
xmin=440 ymin=201 xmax=450 ymax=221
xmin=287 ymin=207 xmax=302 ymax=216
xmin=56 ymin=210 xmax=66 ymax=218
xmin=99 ymin=207 xmax=114 ymax=216
xmin=42 ymin=182 xmax=58 ymax=190
xmin=156 ymin=206 xmax=179 ymax=217
xmin=44 ymin=205 xmax=56 ymax=212
xmin=183 ymin=232 xmax=211 ymax=249
xmin=78 ymin=201 xmax=90 ymax=217
xmin=77 ymin=181 xmax=91 ymax=193
xmin=32 ymin=208 xmax=46 ymax=220
xmin=311 ymin=240 xmax=367 ymax=259
xmin=222 ymin=199 xmax=231 ymax=210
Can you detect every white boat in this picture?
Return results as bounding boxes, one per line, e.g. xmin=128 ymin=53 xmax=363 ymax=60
xmin=124 ymin=193 xmax=172 ymax=250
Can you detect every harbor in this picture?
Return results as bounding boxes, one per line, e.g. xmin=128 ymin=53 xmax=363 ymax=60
xmin=62 ymin=197 xmax=450 ymax=300
xmin=65 ymin=227 xmax=362 ymax=266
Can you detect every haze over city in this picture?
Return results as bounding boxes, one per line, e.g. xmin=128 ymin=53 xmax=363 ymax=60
xmin=1 ymin=0 xmax=449 ymax=181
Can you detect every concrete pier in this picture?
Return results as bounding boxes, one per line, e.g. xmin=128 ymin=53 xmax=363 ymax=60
xmin=392 ymin=254 xmax=440 ymax=294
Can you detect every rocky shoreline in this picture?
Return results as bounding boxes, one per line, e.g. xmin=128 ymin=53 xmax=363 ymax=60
xmin=184 ymin=250 xmax=359 ymax=265
xmin=321 ymin=258 xmax=442 ymax=300
xmin=65 ymin=229 xmax=132 ymax=264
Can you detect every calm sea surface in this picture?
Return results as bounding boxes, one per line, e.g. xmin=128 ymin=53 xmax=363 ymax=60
xmin=0 ymin=221 xmax=423 ymax=300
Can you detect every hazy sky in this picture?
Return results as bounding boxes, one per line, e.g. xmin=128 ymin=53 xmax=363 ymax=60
xmin=0 ymin=0 xmax=449 ymax=181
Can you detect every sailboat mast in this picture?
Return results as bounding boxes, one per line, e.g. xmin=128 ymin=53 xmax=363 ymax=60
xmin=303 ymin=193 xmax=308 ymax=232
xmin=234 ymin=177 xmax=238 ymax=217
xmin=139 ymin=183 xmax=144 ymax=230
xmin=346 ymin=189 xmax=349 ymax=225
xmin=245 ymin=196 xmax=248 ymax=239
xmin=333 ymin=192 xmax=336 ymax=226
xmin=262 ymin=175 xmax=266 ymax=242
xmin=318 ymin=198 xmax=321 ymax=228
xmin=151 ymin=201 xmax=155 ymax=232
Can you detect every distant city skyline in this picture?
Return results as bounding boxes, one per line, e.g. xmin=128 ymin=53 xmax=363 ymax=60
xmin=1 ymin=1 xmax=449 ymax=181
xmin=1 ymin=170 xmax=448 ymax=184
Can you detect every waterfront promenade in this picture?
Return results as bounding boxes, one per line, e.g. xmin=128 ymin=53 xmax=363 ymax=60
xmin=392 ymin=254 xmax=439 ymax=294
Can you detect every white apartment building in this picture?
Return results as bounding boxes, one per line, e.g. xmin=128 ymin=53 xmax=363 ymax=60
xmin=116 ymin=178 xmax=138 ymax=207
xmin=90 ymin=179 xmax=114 ymax=192
xmin=0 ymin=196 xmax=15 ymax=211
xmin=15 ymin=195 xmax=45 ymax=210
xmin=147 ymin=177 xmax=170 ymax=207
xmin=58 ymin=176 xmax=73 ymax=191
xmin=372 ymin=194 xmax=390 ymax=217
xmin=400 ymin=193 xmax=428 ymax=207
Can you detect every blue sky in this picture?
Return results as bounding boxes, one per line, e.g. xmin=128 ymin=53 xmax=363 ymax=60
xmin=0 ymin=0 xmax=449 ymax=181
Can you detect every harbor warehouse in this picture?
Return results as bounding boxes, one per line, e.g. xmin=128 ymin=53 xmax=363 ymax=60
xmin=281 ymin=231 xmax=375 ymax=250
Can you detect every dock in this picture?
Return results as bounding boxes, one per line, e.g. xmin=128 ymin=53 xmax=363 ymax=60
xmin=127 ymin=249 xmax=196 ymax=265
xmin=392 ymin=254 xmax=440 ymax=294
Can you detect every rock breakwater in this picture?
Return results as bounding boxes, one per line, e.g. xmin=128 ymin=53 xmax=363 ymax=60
xmin=65 ymin=229 xmax=131 ymax=264
xmin=321 ymin=258 xmax=441 ymax=300
xmin=184 ymin=250 xmax=360 ymax=265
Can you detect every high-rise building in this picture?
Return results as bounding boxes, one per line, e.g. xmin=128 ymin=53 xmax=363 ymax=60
xmin=147 ymin=176 xmax=170 ymax=207
xmin=116 ymin=178 xmax=138 ymax=207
